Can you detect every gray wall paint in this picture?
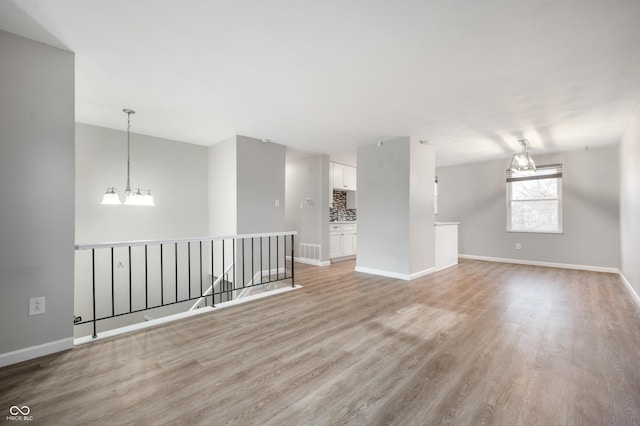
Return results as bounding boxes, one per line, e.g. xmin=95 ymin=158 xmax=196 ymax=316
xmin=0 ymin=30 xmax=75 ymax=354
xmin=75 ymin=123 xmax=209 ymax=336
xmin=409 ymin=140 xmax=436 ymax=273
xmin=209 ymin=136 xmax=237 ymax=236
xmin=209 ymin=135 xmax=286 ymax=236
xmin=357 ymin=138 xmax=412 ymax=275
xmin=357 ymin=137 xmax=436 ymax=276
xmin=208 ymin=136 xmax=286 ymax=284
xmin=76 ymin=123 xmax=209 ymax=243
xmin=620 ymin=107 xmax=640 ymax=295
xmin=436 ymin=145 xmax=620 ymax=268
xmin=285 ymin=151 xmax=330 ymax=261
xmin=236 ymin=136 xmax=286 ymax=234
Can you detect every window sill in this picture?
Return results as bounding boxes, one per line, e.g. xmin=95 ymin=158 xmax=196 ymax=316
xmin=506 ymin=230 xmax=563 ymax=235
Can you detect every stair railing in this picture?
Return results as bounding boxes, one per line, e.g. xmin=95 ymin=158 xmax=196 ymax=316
xmin=74 ymin=231 xmax=296 ymax=339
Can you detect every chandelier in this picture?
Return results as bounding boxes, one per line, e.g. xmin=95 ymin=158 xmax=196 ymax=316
xmin=101 ymin=109 xmax=154 ymax=206
xmin=509 ymin=139 xmax=536 ymax=173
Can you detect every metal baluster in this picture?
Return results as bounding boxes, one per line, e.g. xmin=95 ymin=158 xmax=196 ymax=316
xmin=188 ymin=242 xmax=192 ymax=300
xmin=175 ymin=242 xmax=178 ymax=303
xmin=145 ymin=245 xmax=149 ymax=309
xmin=111 ymin=247 xmax=115 ymax=317
xmin=92 ymin=249 xmax=97 ymax=338
xmin=129 ymin=246 xmax=132 ymax=313
xmin=232 ymin=238 xmax=236 ymax=300
xmin=251 ymin=238 xmax=255 ymax=287
xmin=291 ymin=234 xmax=295 ymax=287
xmin=222 ymin=239 xmax=225 ymax=304
xmin=242 ymin=238 xmax=245 ymax=288
xmin=276 ymin=235 xmax=279 ymax=281
xmin=269 ymin=236 xmax=272 ymax=283
xmin=160 ymin=244 xmax=164 ymax=306
xmin=211 ymin=240 xmax=215 ymax=307
xmin=200 ymin=241 xmax=203 ymax=301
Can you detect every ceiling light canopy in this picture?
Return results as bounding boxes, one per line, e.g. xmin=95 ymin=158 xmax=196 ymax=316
xmin=101 ymin=109 xmax=154 ymax=206
xmin=509 ymin=139 xmax=536 ymax=173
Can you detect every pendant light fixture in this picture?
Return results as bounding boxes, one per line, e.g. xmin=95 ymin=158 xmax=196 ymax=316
xmin=101 ymin=109 xmax=154 ymax=206
xmin=509 ymin=139 xmax=536 ymax=173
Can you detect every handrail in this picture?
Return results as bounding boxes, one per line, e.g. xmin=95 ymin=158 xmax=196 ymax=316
xmin=75 ymin=231 xmax=297 ymax=250
xmin=74 ymin=232 xmax=296 ymax=339
xmin=189 ymin=263 xmax=234 ymax=311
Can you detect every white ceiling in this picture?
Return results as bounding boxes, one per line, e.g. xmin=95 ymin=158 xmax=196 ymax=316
xmin=2 ymin=0 xmax=640 ymax=166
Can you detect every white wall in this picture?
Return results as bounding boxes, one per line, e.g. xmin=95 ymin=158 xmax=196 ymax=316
xmin=0 ymin=30 xmax=75 ymax=360
xmin=357 ymin=137 xmax=435 ymax=278
xmin=620 ymin=107 xmax=640 ymax=295
xmin=436 ymin=145 xmax=620 ymax=269
xmin=76 ymin=123 xmax=209 ymax=243
xmin=209 ymin=136 xmax=237 ymax=236
xmin=285 ymin=150 xmax=330 ymax=261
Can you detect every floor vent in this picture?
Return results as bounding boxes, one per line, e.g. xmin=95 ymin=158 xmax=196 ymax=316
xmin=300 ymin=243 xmax=321 ymax=261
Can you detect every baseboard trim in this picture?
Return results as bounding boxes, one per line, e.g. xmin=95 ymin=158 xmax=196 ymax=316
xmin=356 ymin=266 xmax=409 ymax=280
xmin=436 ymin=262 xmax=459 ymax=272
xmin=458 ymin=254 xmax=619 ymax=274
xmin=409 ymin=267 xmax=437 ymax=280
xmin=355 ymin=266 xmax=436 ymax=281
xmin=0 ymin=337 xmax=73 ymax=368
xmin=619 ymin=272 xmax=640 ymax=309
xmin=287 ymin=256 xmax=330 ymax=267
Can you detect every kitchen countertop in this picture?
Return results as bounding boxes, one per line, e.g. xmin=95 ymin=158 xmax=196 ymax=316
xmin=330 ymin=221 xmax=357 ymax=224
xmin=434 ymin=221 xmax=460 ymax=226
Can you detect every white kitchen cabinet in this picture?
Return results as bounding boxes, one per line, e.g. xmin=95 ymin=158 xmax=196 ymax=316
xmin=329 ymin=232 xmax=343 ymax=258
xmin=343 ymin=165 xmax=356 ymax=191
xmin=332 ymin=163 xmax=344 ymax=189
xmin=331 ymin=162 xmax=357 ymax=191
xmin=342 ymin=232 xmax=357 ymax=256
xmin=329 ymin=223 xmax=357 ymax=258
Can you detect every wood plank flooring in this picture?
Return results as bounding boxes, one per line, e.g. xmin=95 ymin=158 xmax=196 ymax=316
xmin=2 ymin=259 xmax=640 ymax=425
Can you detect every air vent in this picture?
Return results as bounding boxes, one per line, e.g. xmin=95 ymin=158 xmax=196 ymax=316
xmin=300 ymin=243 xmax=321 ymax=261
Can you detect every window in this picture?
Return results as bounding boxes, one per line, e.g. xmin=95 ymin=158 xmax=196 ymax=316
xmin=507 ymin=164 xmax=562 ymax=233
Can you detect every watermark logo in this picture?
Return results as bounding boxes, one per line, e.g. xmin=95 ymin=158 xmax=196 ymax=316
xmin=6 ymin=405 xmax=33 ymax=421
xmin=10 ymin=407 xmax=30 ymax=416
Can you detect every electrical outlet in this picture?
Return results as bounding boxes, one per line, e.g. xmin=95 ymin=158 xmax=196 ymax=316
xmin=275 ymin=199 xmax=280 ymax=207
xmin=515 ymin=243 xmax=522 ymax=250
xmin=29 ymin=297 xmax=45 ymax=316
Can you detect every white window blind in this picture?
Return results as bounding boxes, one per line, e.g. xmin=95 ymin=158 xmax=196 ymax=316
xmin=506 ymin=164 xmax=563 ymax=233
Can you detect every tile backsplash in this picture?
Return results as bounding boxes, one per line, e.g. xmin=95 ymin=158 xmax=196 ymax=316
xmin=330 ymin=190 xmax=356 ymax=222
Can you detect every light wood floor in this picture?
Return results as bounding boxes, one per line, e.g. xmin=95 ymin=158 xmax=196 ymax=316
xmin=2 ymin=259 xmax=640 ymax=425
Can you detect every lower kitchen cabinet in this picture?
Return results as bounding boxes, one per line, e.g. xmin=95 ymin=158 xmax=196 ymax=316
xmin=330 ymin=223 xmax=357 ymax=258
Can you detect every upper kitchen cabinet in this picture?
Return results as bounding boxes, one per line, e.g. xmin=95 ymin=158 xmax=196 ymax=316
xmin=331 ymin=162 xmax=357 ymax=191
